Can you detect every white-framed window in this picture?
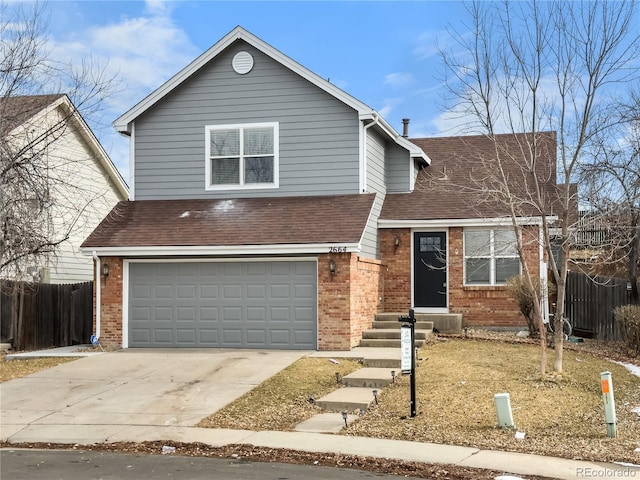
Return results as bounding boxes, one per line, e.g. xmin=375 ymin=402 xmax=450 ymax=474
xmin=205 ymin=122 xmax=279 ymax=190
xmin=464 ymin=228 xmax=520 ymax=285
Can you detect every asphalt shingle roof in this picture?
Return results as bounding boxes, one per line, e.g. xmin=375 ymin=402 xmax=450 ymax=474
xmin=381 ymin=132 xmax=558 ymax=221
xmin=82 ymin=194 xmax=376 ymax=248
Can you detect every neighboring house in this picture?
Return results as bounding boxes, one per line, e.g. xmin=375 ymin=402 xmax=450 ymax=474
xmin=1 ymin=94 xmax=128 ymax=283
xmin=82 ymin=27 xmax=556 ymax=350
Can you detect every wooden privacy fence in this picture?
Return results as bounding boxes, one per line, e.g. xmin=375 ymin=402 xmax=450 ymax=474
xmin=0 ymin=280 xmax=93 ymax=351
xmin=564 ymin=271 xmax=632 ymax=341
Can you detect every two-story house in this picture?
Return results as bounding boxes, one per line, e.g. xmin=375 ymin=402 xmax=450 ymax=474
xmin=1 ymin=94 xmax=128 ymax=283
xmin=83 ymin=27 xmax=554 ymax=350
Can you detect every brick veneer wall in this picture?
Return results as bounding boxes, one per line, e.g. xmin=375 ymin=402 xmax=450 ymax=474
xmin=94 ymin=256 xmax=124 ymax=347
xmin=379 ymin=229 xmax=412 ymax=312
xmin=381 ymin=227 xmax=540 ymax=328
xmin=317 ymin=253 xmax=382 ymax=350
xmin=349 ymin=255 xmax=383 ymax=346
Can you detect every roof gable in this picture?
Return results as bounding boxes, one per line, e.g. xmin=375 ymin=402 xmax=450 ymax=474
xmin=1 ymin=94 xmax=129 ymax=199
xmin=114 ymin=26 xmax=374 ymax=133
xmin=112 ymin=26 xmax=429 ymax=164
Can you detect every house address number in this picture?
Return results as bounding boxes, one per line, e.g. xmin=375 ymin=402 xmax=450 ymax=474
xmin=329 ymin=246 xmax=347 ymax=253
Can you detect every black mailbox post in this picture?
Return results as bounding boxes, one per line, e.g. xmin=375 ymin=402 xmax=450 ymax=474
xmin=398 ymin=308 xmax=417 ymax=417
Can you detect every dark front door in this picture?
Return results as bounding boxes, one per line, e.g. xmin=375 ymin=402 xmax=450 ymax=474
xmin=413 ymin=232 xmax=447 ymax=308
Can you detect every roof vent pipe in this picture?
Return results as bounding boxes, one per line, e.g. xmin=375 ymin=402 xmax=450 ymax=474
xmin=402 ymin=118 xmax=410 ymax=138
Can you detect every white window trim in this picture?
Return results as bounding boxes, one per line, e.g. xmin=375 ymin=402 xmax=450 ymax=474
xmin=463 ymin=228 xmax=521 ymax=286
xmin=204 ymin=122 xmax=279 ymax=191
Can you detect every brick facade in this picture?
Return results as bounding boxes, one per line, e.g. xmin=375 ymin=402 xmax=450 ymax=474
xmin=381 ymin=227 xmax=540 ymax=328
xmin=316 ymin=253 xmax=382 ymax=350
xmin=94 ymin=256 xmax=124 ymax=347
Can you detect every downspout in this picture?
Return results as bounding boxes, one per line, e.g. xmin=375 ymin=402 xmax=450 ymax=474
xmin=361 ymin=112 xmax=380 ymax=193
xmin=93 ymin=251 xmax=101 ymax=340
xmin=539 ymin=225 xmax=550 ymax=324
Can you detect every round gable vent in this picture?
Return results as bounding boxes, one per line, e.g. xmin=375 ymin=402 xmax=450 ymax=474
xmin=232 ymin=51 xmax=254 ymax=75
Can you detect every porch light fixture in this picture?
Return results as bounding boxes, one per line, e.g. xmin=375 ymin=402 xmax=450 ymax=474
xmin=102 ymin=263 xmax=109 ymax=277
xmin=341 ymin=411 xmax=348 ymax=427
xmin=391 ymin=370 xmax=396 ymax=383
xmin=329 ymin=259 xmax=337 ymax=275
xmin=394 ymin=236 xmax=400 ymax=247
xmin=373 ymin=389 xmax=378 ymax=404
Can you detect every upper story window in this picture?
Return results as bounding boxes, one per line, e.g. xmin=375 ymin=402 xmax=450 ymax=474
xmin=205 ymin=122 xmax=279 ymax=190
xmin=464 ymin=228 xmax=520 ymax=285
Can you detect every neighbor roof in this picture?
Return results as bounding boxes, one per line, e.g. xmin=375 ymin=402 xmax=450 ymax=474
xmin=82 ymin=193 xmax=376 ymax=253
xmin=380 ymin=132 xmax=558 ymax=222
xmin=0 ymin=94 xmax=64 ymax=137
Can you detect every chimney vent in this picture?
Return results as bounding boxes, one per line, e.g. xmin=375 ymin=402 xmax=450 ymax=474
xmin=402 ymin=118 xmax=410 ymax=137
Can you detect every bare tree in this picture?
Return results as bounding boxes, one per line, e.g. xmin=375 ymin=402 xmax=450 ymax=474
xmin=439 ymin=0 xmax=640 ymax=374
xmin=0 ymin=1 xmax=118 ymax=280
xmin=578 ymin=89 xmax=640 ymax=304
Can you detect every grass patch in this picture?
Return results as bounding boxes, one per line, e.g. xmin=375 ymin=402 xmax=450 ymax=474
xmin=200 ymin=339 xmax=640 ymax=463
xmin=197 ymin=357 xmax=362 ymax=431
xmin=0 ymin=352 xmax=76 ymax=382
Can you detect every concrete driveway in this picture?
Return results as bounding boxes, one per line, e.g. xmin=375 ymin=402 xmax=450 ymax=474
xmin=0 ymin=349 xmax=306 ymax=443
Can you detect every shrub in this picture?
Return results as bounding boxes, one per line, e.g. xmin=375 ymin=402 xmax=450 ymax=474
xmin=614 ymin=304 xmax=640 ymax=355
xmin=505 ymin=275 xmax=554 ymax=338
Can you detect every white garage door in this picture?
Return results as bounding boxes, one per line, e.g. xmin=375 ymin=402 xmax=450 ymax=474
xmin=128 ymin=261 xmax=317 ymax=349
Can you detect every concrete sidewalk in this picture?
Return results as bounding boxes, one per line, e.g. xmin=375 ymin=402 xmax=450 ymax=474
xmin=2 ymin=424 xmax=637 ymax=480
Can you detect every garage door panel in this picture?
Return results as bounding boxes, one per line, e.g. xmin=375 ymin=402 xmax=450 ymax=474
xmin=154 ymin=307 xmax=173 ymax=321
xmin=155 ymin=285 xmax=173 ymax=299
xmin=246 ymin=329 xmax=267 ymax=344
xmin=222 ymin=329 xmax=243 ymax=345
xmin=200 ymin=307 xmax=218 ymax=321
xmin=176 ymin=329 xmax=196 ymax=343
xmin=270 ymin=284 xmax=290 ymax=298
xmin=153 ymin=329 xmax=173 ymax=343
xmin=223 ymin=284 xmax=242 ymax=299
xmin=247 ymin=284 xmax=266 ymax=299
xmin=246 ymin=307 xmax=267 ymax=321
xmin=129 ymin=261 xmax=317 ymax=349
xmin=199 ymin=329 xmax=219 ymax=344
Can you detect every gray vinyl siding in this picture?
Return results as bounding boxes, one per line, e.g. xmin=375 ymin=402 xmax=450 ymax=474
xmin=386 ymin=142 xmax=412 ymax=193
xmin=360 ymin=130 xmax=387 ymax=259
xmin=133 ymin=41 xmax=361 ymax=200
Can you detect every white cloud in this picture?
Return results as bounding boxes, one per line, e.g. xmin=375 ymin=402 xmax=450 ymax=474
xmin=384 ymin=72 xmax=414 ymax=88
xmin=412 ymin=30 xmax=443 ymax=60
xmin=44 ymin=6 xmax=200 ymax=183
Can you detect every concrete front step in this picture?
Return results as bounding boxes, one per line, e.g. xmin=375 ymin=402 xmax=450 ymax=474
xmin=363 ymin=357 xmax=400 ymax=368
xmin=359 ymin=338 xmax=427 ymax=348
xmin=362 ymin=329 xmax=432 ymax=340
xmin=342 ymin=367 xmax=396 ymax=388
xmin=372 ymin=320 xmax=434 ymax=330
xmin=294 ymin=412 xmax=358 ymax=433
xmin=314 ymin=387 xmax=376 ymax=413
xmin=375 ymin=313 xmax=463 ymax=333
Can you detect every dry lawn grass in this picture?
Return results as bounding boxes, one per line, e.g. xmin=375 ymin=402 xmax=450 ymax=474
xmin=198 ymin=357 xmax=362 ymax=431
xmin=0 ymin=352 xmax=76 ymax=382
xmin=200 ymin=337 xmax=640 ymax=464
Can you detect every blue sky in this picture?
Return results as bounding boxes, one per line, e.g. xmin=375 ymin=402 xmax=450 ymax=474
xmin=40 ymin=0 xmax=472 ymax=181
